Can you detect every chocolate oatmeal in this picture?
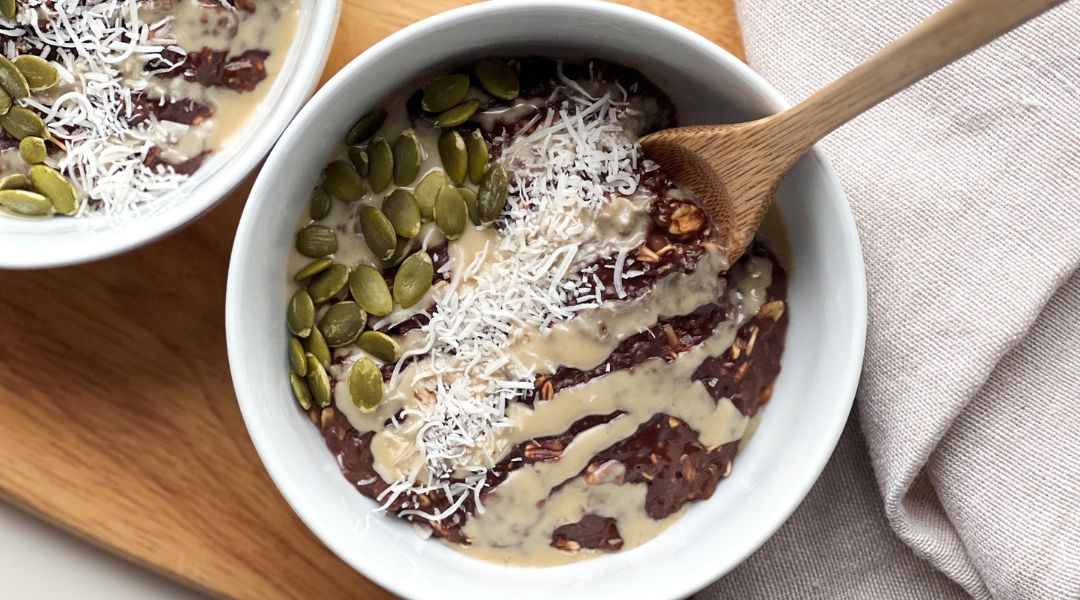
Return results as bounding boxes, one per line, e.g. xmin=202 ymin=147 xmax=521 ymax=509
xmin=285 ymin=58 xmax=791 ymax=566
xmin=0 ymin=0 xmax=298 ymax=218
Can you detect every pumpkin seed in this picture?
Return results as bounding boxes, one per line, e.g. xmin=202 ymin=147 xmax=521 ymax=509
xmin=434 ymin=100 xmax=480 ymax=128
xmin=0 ymin=173 xmax=29 ymax=190
xmin=0 ymin=55 xmax=28 ymax=99
xmin=345 ymin=108 xmax=387 ymax=145
xmin=377 ymin=236 xmax=413 ymax=269
xmin=307 ymin=263 xmax=350 ymax=303
xmin=0 ymin=189 xmax=51 ymax=216
xmin=466 ymin=130 xmax=489 ymax=184
xmin=393 ymin=251 xmax=434 ymax=308
xmin=288 ymin=337 xmax=307 ymax=377
xmin=294 ymin=258 xmax=333 ymax=281
xmin=28 ymin=164 xmax=77 ymax=216
xmin=414 ymin=170 xmax=445 ymax=220
xmin=348 ymin=357 xmax=383 ymax=412
xmin=438 ymin=130 xmax=467 ymax=185
xmin=305 ymin=354 xmax=332 ymax=408
xmin=392 ymin=130 xmax=422 ymax=186
xmin=287 ymin=289 xmax=315 ymax=338
xmin=348 ymin=264 xmax=393 ymax=317
xmin=19 ymin=136 xmax=45 ymax=164
xmin=381 ymin=189 xmax=421 ymax=238
xmin=357 ymin=331 xmax=401 ymax=363
xmin=319 ymin=301 xmax=367 ymax=347
xmin=0 ymin=0 xmax=14 ymax=20
xmin=475 ymin=58 xmax=519 ymax=100
xmin=421 ymin=74 xmax=470 ymax=113
xmin=367 ymin=137 xmax=393 ymax=193
xmin=1 ymin=106 xmax=47 ymax=140
xmin=348 ymin=147 xmax=369 ymax=177
xmin=0 ymin=88 xmax=10 ymax=117
xmin=360 ymin=205 xmax=397 ymax=261
xmin=322 ymin=160 xmax=364 ymax=203
xmin=434 ymin=185 xmax=467 ymax=240
xmin=308 ymin=187 xmax=331 ymax=220
xmin=296 ymin=224 xmax=337 ymax=258
xmin=304 ymin=326 xmax=332 ymax=369
xmin=476 ymin=163 xmax=508 ymax=224
xmin=458 ymin=187 xmax=480 ymax=225
xmin=13 ymin=55 xmax=58 ymax=91
xmin=290 ymin=373 xmax=313 ymax=410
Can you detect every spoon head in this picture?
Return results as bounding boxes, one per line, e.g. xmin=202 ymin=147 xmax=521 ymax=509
xmin=641 ymin=125 xmax=777 ymax=265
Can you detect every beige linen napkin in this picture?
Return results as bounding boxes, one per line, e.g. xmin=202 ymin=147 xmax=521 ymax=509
xmin=704 ymin=1 xmax=1080 ymax=598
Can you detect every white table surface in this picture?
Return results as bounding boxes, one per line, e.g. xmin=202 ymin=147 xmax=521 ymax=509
xmin=0 ymin=499 xmax=206 ymax=599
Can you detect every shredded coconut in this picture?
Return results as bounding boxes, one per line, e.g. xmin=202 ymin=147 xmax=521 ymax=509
xmin=379 ymin=69 xmax=650 ymax=517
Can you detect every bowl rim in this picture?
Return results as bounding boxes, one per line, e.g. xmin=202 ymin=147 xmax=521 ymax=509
xmin=227 ymin=1 xmax=867 ymax=598
xmin=0 ymin=0 xmax=342 ymax=270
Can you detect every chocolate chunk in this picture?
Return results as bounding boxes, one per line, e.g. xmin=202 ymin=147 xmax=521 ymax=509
xmin=552 ymin=514 xmax=624 ymax=552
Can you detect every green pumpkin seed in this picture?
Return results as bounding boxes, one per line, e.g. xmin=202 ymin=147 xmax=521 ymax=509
xmin=377 ymin=236 xmax=413 ymax=269
xmin=357 ymin=331 xmax=401 ymax=363
xmin=305 ymin=354 xmax=332 ymax=408
xmin=0 ymin=88 xmax=10 ymax=117
xmin=19 ymin=136 xmax=46 ymax=164
xmin=290 ymin=373 xmax=313 ymax=410
xmin=392 ymin=130 xmax=422 ymax=186
xmin=466 ymin=130 xmax=489 ymax=184
xmin=322 ymin=160 xmax=364 ymax=203
xmin=13 ymin=56 xmax=58 ymax=91
xmin=421 ymin=74 xmax=470 ymax=113
xmin=475 ymin=58 xmax=519 ymax=100
xmin=307 ymin=263 xmax=350 ymax=303
xmin=414 ymin=170 xmax=445 ymax=220
xmin=0 ymin=173 xmax=29 ymax=190
xmin=28 ymin=164 xmax=77 ymax=216
xmin=349 ymin=264 xmax=393 ymax=317
xmin=0 ymin=0 xmax=14 ymax=20
xmin=348 ymin=147 xmax=369 ymax=177
xmin=348 ymin=357 xmax=383 ymax=412
xmin=319 ymin=301 xmax=367 ymax=347
xmin=367 ymin=137 xmax=393 ymax=193
xmin=458 ymin=187 xmax=480 ymax=225
xmin=305 ymin=326 xmax=332 ymax=369
xmin=345 ymin=108 xmax=387 ymax=145
xmin=434 ymin=185 xmax=467 ymax=240
xmin=438 ymin=130 xmax=467 ymax=185
xmin=294 ymin=257 xmax=333 ymax=281
xmin=0 ymin=55 xmax=28 ymax=100
xmin=360 ymin=205 xmax=397 ymax=261
xmin=381 ymin=189 xmax=421 ymax=238
xmin=394 ymin=251 xmax=434 ymax=308
xmin=0 ymin=189 xmax=51 ymax=216
xmin=476 ymin=163 xmax=508 ymax=224
xmin=434 ymin=100 xmax=480 ymax=128
xmin=309 ymin=187 xmax=331 ymax=220
xmin=296 ymin=224 xmax=337 ymax=258
xmin=287 ymin=289 xmax=315 ymax=338
xmin=1 ymin=106 xmax=47 ymax=140
xmin=288 ymin=337 xmax=307 ymax=377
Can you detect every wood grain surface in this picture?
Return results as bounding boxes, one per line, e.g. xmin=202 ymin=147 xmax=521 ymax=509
xmin=0 ymin=2 xmax=742 ymax=598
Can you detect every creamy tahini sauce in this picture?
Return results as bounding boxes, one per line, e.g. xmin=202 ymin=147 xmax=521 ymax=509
xmin=143 ymin=0 xmax=300 ymax=162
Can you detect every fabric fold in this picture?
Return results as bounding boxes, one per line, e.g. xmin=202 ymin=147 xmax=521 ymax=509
xmin=708 ymin=1 xmax=1080 ymax=598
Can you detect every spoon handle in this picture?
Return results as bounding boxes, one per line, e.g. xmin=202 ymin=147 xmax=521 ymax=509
xmin=769 ymin=0 xmax=1067 ymax=155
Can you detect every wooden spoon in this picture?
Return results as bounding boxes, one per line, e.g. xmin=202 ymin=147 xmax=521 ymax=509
xmin=641 ymin=0 xmax=1068 ymax=265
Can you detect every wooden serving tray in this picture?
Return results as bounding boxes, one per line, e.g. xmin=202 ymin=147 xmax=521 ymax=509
xmin=0 ymin=2 xmax=743 ymax=598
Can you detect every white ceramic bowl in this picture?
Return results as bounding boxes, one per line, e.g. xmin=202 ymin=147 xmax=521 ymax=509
xmin=227 ymin=2 xmax=866 ymax=598
xmin=0 ymin=1 xmax=340 ymax=270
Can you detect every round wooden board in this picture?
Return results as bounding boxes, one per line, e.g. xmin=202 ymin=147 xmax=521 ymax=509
xmin=0 ymin=2 xmax=743 ymax=598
